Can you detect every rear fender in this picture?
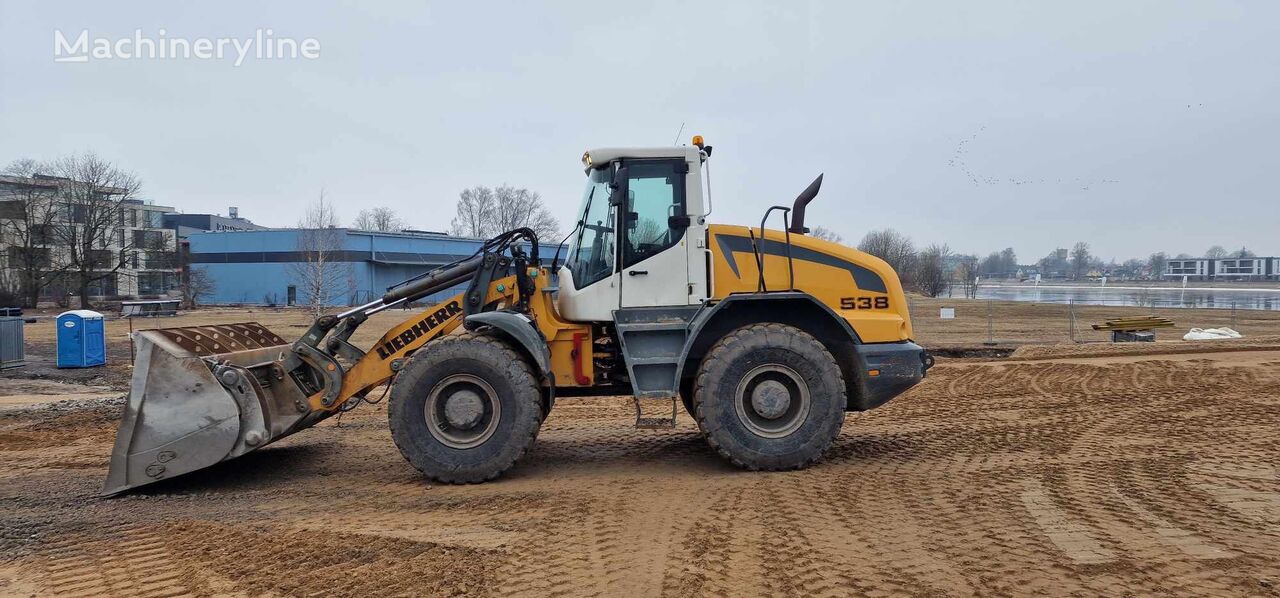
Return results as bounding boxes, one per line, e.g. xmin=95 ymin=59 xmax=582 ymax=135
xmin=675 ymin=292 xmax=865 ymax=409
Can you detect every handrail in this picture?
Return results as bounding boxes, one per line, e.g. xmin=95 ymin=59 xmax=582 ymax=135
xmin=752 ymin=206 xmax=796 ymax=292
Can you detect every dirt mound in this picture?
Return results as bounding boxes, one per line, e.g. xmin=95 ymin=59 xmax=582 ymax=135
xmin=1009 ymin=335 xmax=1280 ymax=360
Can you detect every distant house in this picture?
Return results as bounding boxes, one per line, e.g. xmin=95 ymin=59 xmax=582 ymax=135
xmin=1164 ymin=257 xmax=1279 ymax=281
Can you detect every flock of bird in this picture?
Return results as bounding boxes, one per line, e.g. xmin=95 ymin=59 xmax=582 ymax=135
xmin=947 ymin=124 xmax=1120 ymax=191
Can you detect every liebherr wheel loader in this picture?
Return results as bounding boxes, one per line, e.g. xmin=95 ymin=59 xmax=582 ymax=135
xmin=103 ymin=137 xmax=932 ymax=494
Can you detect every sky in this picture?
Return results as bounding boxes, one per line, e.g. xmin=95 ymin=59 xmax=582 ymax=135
xmin=2 ymin=1 xmax=1277 ymax=263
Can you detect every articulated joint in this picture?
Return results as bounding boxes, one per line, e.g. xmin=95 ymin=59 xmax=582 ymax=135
xmin=293 ymin=342 xmax=345 ymax=408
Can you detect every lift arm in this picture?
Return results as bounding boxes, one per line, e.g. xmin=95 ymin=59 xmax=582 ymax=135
xmin=314 ymin=275 xmax=521 ymax=410
xmin=289 ymin=229 xmax=544 ymax=411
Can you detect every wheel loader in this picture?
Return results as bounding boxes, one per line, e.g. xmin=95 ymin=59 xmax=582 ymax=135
xmin=103 ymin=137 xmax=932 ymax=494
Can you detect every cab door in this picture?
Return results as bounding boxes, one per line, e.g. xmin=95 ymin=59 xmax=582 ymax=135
xmin=619 ymin=159 xmax=693 ymax=308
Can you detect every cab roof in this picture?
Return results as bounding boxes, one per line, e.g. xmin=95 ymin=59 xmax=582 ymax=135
xmin=583 ymin=146 xmax=703 ymax=172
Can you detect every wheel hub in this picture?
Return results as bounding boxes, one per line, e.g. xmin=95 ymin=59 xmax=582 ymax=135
xmin=443 ymin=389 xmax=485 ymax=429
xmin=750 ymin=380 xmax=791 ymax=419
xmin=425 ymin=374 xmax=501 ymax=449
xmin=734 ymin=364 xmax=811 ymax=439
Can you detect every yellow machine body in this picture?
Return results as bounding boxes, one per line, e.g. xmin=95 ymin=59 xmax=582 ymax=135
xmin=706 ymin=224 xmax=914 ymax=344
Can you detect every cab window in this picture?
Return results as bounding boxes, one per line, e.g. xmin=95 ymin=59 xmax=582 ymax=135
xmin=567 ymin=167 xmax=616 ymax=288
xmin=622 ymin=160 xmax=686 ymax=267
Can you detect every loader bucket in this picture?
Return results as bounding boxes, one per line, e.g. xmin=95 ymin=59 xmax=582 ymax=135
xmin=103 ymin=323 xmax=325 ymax=495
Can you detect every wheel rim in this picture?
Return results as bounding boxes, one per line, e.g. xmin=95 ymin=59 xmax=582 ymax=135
xmin=733 ymin=364 xmax=810 ymax=438
xmin=425 ymin=373 xmax=501 ymax=449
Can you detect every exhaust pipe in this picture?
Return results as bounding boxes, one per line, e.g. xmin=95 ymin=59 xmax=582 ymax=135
xmin=787 ymin=173 xmax=824 ymax=235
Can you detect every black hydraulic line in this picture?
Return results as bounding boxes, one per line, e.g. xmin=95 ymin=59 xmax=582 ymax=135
xmin=381 ymin=253 xmax=485 ymax=304
xmin=384 ymin=228 xmax=537 ymax=294
xmin=295 ymin=228 xmax=542 ymax=398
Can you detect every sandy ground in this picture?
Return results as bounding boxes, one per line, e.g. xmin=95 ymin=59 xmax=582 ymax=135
xmin=0 ymin=379 xmax=118 ymax=409
xmin=2 ymin=329 xmax=1279 ymax=596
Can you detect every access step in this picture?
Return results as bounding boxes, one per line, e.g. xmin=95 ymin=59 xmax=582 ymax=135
xmin=633 ymin=395 xmax=677 ymax=429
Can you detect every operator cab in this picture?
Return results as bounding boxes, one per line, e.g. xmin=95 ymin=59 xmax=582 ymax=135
xmin=559 ymin=144 xmax=710 ymax=321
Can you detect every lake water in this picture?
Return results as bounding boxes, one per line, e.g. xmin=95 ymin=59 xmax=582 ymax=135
xmin=972 ymin=284 xmax=1280 ymax=311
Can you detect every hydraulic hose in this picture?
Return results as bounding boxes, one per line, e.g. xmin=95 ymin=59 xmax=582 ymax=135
xmin=381 ymin=253 xmax=485 ymax=304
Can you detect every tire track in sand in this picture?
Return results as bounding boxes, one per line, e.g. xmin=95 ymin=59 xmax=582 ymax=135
xmin=41 ymin=525 xmax=191 ymax=598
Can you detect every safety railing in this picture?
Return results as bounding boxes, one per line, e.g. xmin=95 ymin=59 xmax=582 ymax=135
xmin=750 ymin=206 xmax=797 ymax=292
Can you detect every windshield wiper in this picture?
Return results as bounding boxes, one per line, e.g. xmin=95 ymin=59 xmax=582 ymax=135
xmin=551 ymin=186 xmax=594 ymax=270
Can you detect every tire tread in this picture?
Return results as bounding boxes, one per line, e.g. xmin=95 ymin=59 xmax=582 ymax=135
xmin=692 ymin=322 xmax=844 ymax=471
xmin=388 ymin=332 xmax=542 ymax=484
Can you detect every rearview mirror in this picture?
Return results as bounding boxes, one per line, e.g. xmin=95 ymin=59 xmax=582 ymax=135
xmin=609 ymin=166 xmax=629 ymax=206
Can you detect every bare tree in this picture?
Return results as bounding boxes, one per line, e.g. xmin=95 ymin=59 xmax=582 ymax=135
xmin=450 ymin=186 xmax=495 ymax=237
xmin=48 ymin=153 xmax=143 ymax=309
xmin=955 ymin=256 xmax=980 ymax=299
xmin=1038 ymin=247 xmax=1069 ymax=277
xmin=491 ymin=185 xmax=559 ymax=240
xmin=138 ymin=232 xmax=177 ymax=269
xmin=857 ymin=228 xmax=917 ymax=287
xmin=978 ymin=248 xmax=1017 ymax=279
xmin=0 ymin=265 xmax=19 ymax=307
xmin=1119 ymin=258 xmax=1146 ymax=280
xmin=810 ymin=226 xmax=843 ymax=243
xmin=1 ymin=158 xmax=68 ymax=307
xmin=630 ymin=216 xmax=664 ymax=248
xmin=1070 ymin=242 xmax=1092 ymax=279
xmin=450 ymin=185 xmax=559 ymax=240
xmin=914 ymin=243 xmax=951 ymax=298
xmin=180 ymin=266 xmax=216 ymax=308
xmin=353 ymin=206 xmax=405 ymax=232
xmin=999 ymin=247 xmax=1017 ymax=273
xmin=287 ymin=190 xmax=352 ymax=316
xmin=1232 ymin=246 xmax=1255 ymax=258
xmin=1205 ymin=245 xmax=1228 ymax=259
xmin=1148 ymin=252 xmax=1168 ymax=279
xmin=979 ymin=252 xmax=1003 ymax=277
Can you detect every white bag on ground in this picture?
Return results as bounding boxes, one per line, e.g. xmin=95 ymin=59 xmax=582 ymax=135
xmin=1183 ymin=327 xmax=1243 ymax=341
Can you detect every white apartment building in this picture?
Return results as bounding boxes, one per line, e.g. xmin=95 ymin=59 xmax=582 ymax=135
xmin=0 ymin=174 xmax=179 ymax=302
xmin=1163 ymin=256 xmax=1278 ymax=281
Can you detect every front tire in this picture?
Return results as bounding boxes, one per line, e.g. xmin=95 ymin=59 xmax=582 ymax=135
xmin=694 ymin=323 xmax=845 ymax=470
xmin=389 ymin=332 xmax=542 ymax=483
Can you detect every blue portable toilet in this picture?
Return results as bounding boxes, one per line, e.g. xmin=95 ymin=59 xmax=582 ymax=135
xmin=56 ymin=310 xmax=107 ymax=368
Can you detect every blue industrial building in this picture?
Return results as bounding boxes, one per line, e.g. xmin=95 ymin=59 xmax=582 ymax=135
xmin=188 ymin=229 xmax=490 ymax=306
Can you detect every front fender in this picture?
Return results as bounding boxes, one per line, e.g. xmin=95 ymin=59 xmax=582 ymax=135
xmin=464 ymin=311 xmax=552 ymax=379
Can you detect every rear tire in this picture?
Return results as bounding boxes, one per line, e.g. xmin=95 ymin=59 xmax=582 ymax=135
xmin=694 ymin=323 xmax=845 ymax=470
xmin=389 ymin=332 xmax=542 ymax=483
